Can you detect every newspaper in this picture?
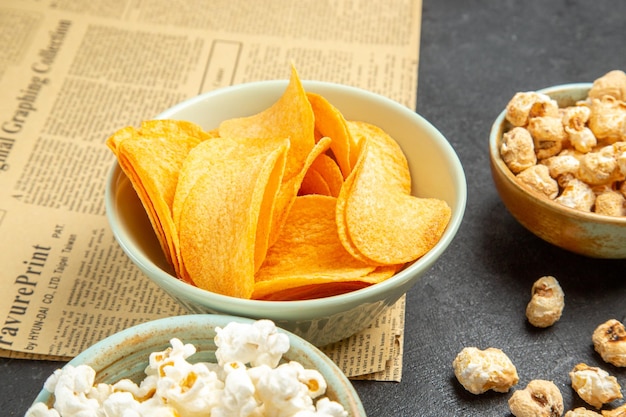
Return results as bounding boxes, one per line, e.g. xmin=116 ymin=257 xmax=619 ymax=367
xmin=0 ymin=0 xmax=422 ymax=382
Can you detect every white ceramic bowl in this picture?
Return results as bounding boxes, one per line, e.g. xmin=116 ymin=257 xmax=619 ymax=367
xmin=31 ymin=314 xmax=366 ymax=416
xmin=489 ymin=83 xmax=626 ymax=258
xmin=106 ymin=80 xmax=467 ymax=346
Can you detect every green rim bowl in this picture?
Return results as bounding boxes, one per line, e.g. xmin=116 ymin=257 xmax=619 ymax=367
xmin=106 ymin=80 xmax=467 ymax=346
xmin=489 ymin=83 xmax=626 ymax=258
xmin=31 ymin=314 xmax=367 ymax=416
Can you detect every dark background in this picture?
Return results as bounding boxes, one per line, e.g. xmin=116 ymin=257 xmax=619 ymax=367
xmin=3 ymin=0 xmax=626 ymax=415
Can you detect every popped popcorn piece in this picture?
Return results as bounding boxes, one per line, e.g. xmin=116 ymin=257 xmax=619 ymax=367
xmin=602 ymin=403 xmax=626 ymax=417
xmin=555 ymin=178 xmax=596 ymax=212
xmin=501 ymin=127 xmax=537 ymax=174
xmin=508 ymin=379 xmax=564 ymax=417
xmin=214 ymin=362 xmax=260 ymax=417
xmin=516 ymin=164 xmax=559 ymax=199
xmin=249 ymin=362 xmax=318 ymax=416
xmin=543 ymin=154 xmax=581 ymax=179
xmin=24 ymin=402 xmax=60 ymax=417
xmin=215 ymin=319 xmax=290 ymax=368
xmin=569 ymin=127 xmax=598 ymax=154
xmin=610 ymin=141 xmax=626 ymax=175
xmin=295 ymin=397 xmax=349 ymax=417
xmin=588 ymin=96 xmax=626 ymax=143
xmin=527 ymin=116 xmax=567 ymax=159
xmin=588 ymin=70 xmax=626 ymax=102
xmin=577 ymin=150 xmax=620 ymax=186
xmin=594 ymin=191 xmax=626 ymax=217
xmin=452 ymin=347 xmax=519 ymax=394
xmin=525 ymin=276 xmax=565 ymax=328
xmin=563 ymin=104 xmax=592 ymax=131
xmin=506 ymin=91 xmax=560 ymax=127
xmin=565 ymin=407 xmax=602 ymax=417
xmin=592 ymin=319 xmax=626 ymax=367
xmin=570 ymin=363 xmax=623 ymax=409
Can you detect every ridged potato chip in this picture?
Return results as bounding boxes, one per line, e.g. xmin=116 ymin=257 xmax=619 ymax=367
xmin=336 ymin=121 xmax=452 ymax=265
xmin=253 ymin=195 xmax=379 ymax=300
xmin=178 ymin=142 xmax=288 ymax=298
xmin=106 ymin=120 xmax=207 ymax=278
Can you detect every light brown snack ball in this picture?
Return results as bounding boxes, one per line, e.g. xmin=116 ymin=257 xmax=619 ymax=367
xmin=508 ymin=379 xmax=564 ymax=417
xmin=526 ymin=276 xmax=565 ymax=328
xmin=565 ymin=407 xmax=602 ymax=417
xmin=592 ymin=319 xmax=626 ymax=367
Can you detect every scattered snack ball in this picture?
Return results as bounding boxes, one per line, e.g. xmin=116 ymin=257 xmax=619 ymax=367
xmin=592 ymin=319 xmax=626 ymax=367
xmin=501 ymin=70 xmax=626 ymax=217
xmin=25 ymin=320 xmax=349 ymax=417
xmin=601 ymin=403 xmax=626 ymax=417
xmin=569 ymin=363 xmax=623 ymax=409
xmin=525 ymin=275 xmax=565 ymax=328
xmin=508 ymin=379 xmax=564 ymax=417
xmin=106 ymin=65 xmax=452 ymax=300
xmin=564 ymin=407 xmax=603 ymax=416
xmin=452 ymin=347 xmax=519 ymax=394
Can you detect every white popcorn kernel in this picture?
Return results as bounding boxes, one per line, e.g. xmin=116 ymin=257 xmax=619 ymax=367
xmin=516 ymin=164 xmax=559 ymax=200
xmin=250 ymin=362 xmax=317 ymax=416
xmin=452 ymin=347 xmax=519 ymax=394
xmin=555 ymin=178 xmax=596 ymax=212
xmin=51 ymin=364 xmax=101 ymax=416
xmin=506 ymin=92 xmax=559 ymax=127
xmin=101 ymin=391 xmax=143 ymax=417
xmin=24 ymin=402 xmax=61 ymax=417
xmin=294 ymin=397 xmax=349 ymax=417
xmin=214 ymin=364 xmax=260 ymax=417
xmin=570 ymin=363 xmax=623 ymax=409
xmin=157 ymin=361 xmax=224 ymax=414
xmin=215 ymin=319 xmax=290 ymax=368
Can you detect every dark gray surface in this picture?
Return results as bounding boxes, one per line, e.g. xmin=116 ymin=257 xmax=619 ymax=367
xmin=3 ymin=0 xmax=626 ymax=415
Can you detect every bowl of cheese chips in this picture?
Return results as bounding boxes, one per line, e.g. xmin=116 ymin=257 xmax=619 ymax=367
xmin=489 ymin=70 xmax=626 ymax=259
xmin=105 ymin=67 xmax=466 ymax=346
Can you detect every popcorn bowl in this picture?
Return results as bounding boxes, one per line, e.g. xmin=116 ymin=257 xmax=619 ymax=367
xmin=30 ymin=314 xmax=367 ymax=416
xmin=489 ymin=83 xmax=626 ymax=258
xmin=106 ymin=80 xmax=467 ymax=346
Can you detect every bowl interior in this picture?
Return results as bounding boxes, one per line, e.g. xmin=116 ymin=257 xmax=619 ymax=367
xmin=106 ymin=80 xmax=467 ymax=342
xmin=32 ymin=315 xmax=367 ymax=416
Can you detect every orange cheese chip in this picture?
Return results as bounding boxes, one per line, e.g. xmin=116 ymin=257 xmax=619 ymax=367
xmin=336 ymin=121 xmax=452 ymax=265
